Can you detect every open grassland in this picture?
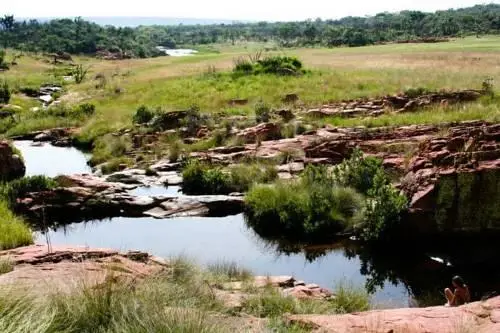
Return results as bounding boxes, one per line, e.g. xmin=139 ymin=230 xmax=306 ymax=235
xmin=1 ymin=36 xmax=499 ymax=142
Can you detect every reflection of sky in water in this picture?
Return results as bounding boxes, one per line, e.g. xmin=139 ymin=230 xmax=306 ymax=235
xmin=129 ymin=186 xmax=183 ymax=197
xmin=14 ymin=141 xmax=92 ymax=177
xmin=37 ymin=214 xmax=409 ymax=306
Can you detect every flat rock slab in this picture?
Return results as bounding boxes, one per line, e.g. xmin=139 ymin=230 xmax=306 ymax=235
xmin=145 ymin=195 xmax=244 ymax=218
xmin=0 ymin=245 xmax=166 ymax=292
xmin=288 ymin=296 xmax=500 ymax=333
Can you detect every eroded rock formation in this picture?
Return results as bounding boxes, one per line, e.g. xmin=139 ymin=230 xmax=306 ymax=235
xmin=0 ymin=140 xmax=25 ymax=181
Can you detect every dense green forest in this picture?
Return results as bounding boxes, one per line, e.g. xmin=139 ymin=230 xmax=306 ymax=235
xmin=1 ymin=4 xmax=499 ymax=57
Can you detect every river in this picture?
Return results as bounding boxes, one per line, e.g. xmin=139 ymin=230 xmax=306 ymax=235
xmin=16 ymin=140 xmax=497 ymax=308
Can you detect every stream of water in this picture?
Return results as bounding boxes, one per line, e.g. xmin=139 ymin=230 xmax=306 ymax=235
xmin=16 ymin=140 xmax=499 ymax=308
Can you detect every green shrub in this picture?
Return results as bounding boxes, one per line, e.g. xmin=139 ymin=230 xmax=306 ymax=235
xmin=0 ymin=80 xmax=11 ymax=104
xmin=245 ymin=165 xmax=365 ymax=242
xmin=0 ymin=201 xmax=33 ymax=250
xmin=331 ymin=150 xmax=408 ymax=242
xmin=74 ymin=103 xmax=95 ymax=117
xmin=332 ymin=149 xmax=382 ymax=195
xmin=182 ymin=160 xmax=230 ymax=195
xmin=169 ymin=140 xmax=182 ymax=162
xmin=0 ymin=176 xmax=57 ymax=208
xmin=404 ymin=87 xmax=430 ymax=98
xmin=229 ymin=164 xmax=278 ymax=193
xmin=133 ymin=105 xmax=154 ymax=124
xmin=234 ymin=56 xmax=305 ymax=76
xmin=0 ymin=50 xmax=8 ymax=70
xmin=255 ymin=100 xmax=271 ymax=123
xmin=100 ymin=157 xmax=132 ymax=175
xmin=361 ymin=171 xmax=408 ymax=242
xmin=246 ymin=153 xmax=408 ymax=243
xmin=182 ymin=161 xmax=277 ymax=195
xmin=73 ymin=64 xmax=89 ymax=84
xmin=255 ymin=56 xmax=304 ymax=76
xmin=90 ymin=135 xmax=132 ymax=166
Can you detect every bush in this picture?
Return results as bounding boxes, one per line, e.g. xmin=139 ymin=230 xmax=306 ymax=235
xmin=246 ymin=152 xmax=408 ymax=243
xmin=133 ymin=105 xmax=154 ymax=124
xmin=182 ymin=161 xmax=278 ymax=195
xmin=0 ymin=176 xmax=57 ymax=208
xmin=0 ymin=80 xmax=11 ymax=104
xmin=229 ymin=164 xmax=278 ymax=193
xmin=361 ymin=171 xmax=408 ymax=242
xmin=74 ymin=103 xmax=96 ymax=117
xmin=90 ymin=135 xmax=132 ymax=166
xmin=255 ymin=56 xmax=303 ymax=75
xmin=234 ymin=55 xmax=305 ymax=76
xmin=332 ymin=150 xmax=408 ymax=242
xmin=169 ymin=140 xmax=182 ymax=162
xmin=100 ymin=157 xmax=132 ymax=175
xmin=332 ymin=149 xmax=383 ymax=195
xmin=255 ymin=100 xmax=271 ymax=123
xmin=0 ymin=201 xmax=33 ymax=250
xmin=182 ymin=160 xmax=230 ymax=195
xmin=245 ymin=165 xmax=365 ymax=242
xmin=0 ymin=50 xmax=9 ymax=70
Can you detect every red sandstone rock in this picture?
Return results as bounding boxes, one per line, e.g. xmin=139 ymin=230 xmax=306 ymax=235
xmin=236 ymin=122 xmax=281 ymax=143
xmin=0 ymin=245 xmax=166 ymax=291
xmin=288 ymin=296 xmax=500 ymax=333
xmin=0 ymin=140 xmax=25 ymax=181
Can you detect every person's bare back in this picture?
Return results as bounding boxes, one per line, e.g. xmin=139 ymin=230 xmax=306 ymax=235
xmin=444 ymin=276 xmax=470 ymax=306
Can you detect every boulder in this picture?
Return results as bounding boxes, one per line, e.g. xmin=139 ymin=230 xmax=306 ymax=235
xmin=0 ymin=141 xmax=26 ymax=181
xmin=236 ymin=122 xmax=281 ymax=143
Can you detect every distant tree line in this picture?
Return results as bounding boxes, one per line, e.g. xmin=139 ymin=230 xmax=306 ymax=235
xmin=1 ymin=4 xmax=499 ymax=57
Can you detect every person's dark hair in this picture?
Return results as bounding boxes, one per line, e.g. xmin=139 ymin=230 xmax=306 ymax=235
xmin=452 ymin=275 xmax=466 ymax=288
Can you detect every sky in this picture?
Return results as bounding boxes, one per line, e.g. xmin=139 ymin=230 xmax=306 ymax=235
xmin=1 ymin=0 xmax=497 ymax=21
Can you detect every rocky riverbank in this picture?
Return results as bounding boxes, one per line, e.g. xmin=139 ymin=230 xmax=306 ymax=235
xmin=288 ymin=296 xmax=500 ymax=332
xmin=0 ymin=244 xmax=332 ymax=307
xmin=10 ymin=119 xmax=500 ymax=236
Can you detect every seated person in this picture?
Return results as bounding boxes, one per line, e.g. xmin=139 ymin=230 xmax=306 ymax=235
xmin=445 ymin=275 xmax=470 ymax=306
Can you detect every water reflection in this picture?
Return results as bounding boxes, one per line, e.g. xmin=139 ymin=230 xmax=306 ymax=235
xmin=13 ymin=141 xmax=92 ymax=177
xmin=37 ymin=214 xmax=410 ymax=306
xmin=129 ymin=185 xmax=183 ymax=197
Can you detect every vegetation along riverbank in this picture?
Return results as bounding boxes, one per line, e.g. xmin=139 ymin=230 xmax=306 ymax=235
xmin=0 ymin=3 xmax=499 ymax=332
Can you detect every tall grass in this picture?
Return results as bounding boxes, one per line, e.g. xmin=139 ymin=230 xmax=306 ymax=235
xmin=206 ymin=260 xmax=253 ymax=282
xmin=0 ymin=201 xmax=33 ymax=250
xmin=330 ymin=281 xmax=371 ymax=314
xmin=0 ymin=257 xmax=14 ymax=274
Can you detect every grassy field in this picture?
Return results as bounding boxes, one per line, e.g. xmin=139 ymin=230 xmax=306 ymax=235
xmin=1 ymin=36 xmax=499 ymax=150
